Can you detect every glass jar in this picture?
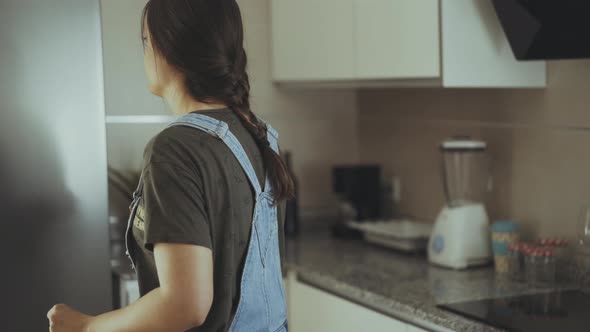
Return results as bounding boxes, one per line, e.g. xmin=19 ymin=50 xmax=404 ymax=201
xmin=508 ymin=243 xmax=532 ymax=281
xmin=538 ymin=238 xmax=570 ymax=282
xmin=525 ymin=248 xmax=556 ymax=289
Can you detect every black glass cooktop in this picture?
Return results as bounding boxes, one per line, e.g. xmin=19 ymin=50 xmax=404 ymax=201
xmin=439 ymin=290 xmax=590 ymax=332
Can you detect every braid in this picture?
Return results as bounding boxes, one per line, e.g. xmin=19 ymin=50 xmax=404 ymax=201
xmin=229 ymin=72 xmax=267 ymax=144
xmin=146 ymin=0 xmax=295 ymax=203
xmin=228 ymin=51 xmax=294 ymax=202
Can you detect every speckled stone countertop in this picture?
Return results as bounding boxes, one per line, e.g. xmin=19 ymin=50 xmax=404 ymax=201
xmin=284 ymin=231 xmax=576 ymax=332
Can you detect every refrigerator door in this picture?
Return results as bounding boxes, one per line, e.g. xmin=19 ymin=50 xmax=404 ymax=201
xmin=0 ymin=0 xmax=112 ymax=330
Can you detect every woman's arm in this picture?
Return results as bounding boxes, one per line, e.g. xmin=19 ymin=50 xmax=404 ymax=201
xmin=87 ymin=243 xmax=214 ymax=332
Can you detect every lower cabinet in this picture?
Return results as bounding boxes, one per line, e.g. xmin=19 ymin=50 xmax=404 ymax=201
xmin=284 ymin=273 xmax=428 ymax=332
xmin=407 ymin=325 xmax=429 ymax=332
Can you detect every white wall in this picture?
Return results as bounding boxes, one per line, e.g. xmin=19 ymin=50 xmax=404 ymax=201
xmin=101 ymin=0 xmax=359 ymax=210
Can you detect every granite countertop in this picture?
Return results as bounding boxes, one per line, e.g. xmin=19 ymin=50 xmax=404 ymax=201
xmin=284 ymin=230 xmax=567 ymax=332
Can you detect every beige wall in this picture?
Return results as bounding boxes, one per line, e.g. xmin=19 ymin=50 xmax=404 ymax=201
xmin=239 ymin=0 xmax=359 ymax=209
xmin=103 ymin=0 xmax=359 ymax=210
xmin=359 ymin=60 xmax=590 ymax=239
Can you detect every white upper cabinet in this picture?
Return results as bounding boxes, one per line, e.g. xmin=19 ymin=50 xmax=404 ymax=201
xmin=271 ymin=0 xmax=355 ymax=81
xmin=354 ymin=0 xmax=440 ymax=80
xmin=271 ymin=0 xmax=546 ymax=88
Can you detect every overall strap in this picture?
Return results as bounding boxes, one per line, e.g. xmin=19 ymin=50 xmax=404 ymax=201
xmin=259 ymin=118 xmax=280 ymax=155
xmin=169 ymin=113 xmax=262 ymax=195
xmin=258 ymin=118 xmax=280 ymax=193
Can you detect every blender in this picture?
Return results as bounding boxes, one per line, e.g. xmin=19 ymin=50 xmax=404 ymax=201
xmin=428 ymin=137 xmax=493 ymax=269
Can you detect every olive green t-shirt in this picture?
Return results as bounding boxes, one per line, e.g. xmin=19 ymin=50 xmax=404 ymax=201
xmin=129 ymin=108 xmax=285 ymax=332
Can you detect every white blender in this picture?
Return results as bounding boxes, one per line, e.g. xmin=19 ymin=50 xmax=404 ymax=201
xmin=428 ymin=137 xmax=492 ymax=269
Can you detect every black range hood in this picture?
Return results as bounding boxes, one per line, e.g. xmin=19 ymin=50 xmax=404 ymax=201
xmin=492 ymin=0 xmax=590 ymax=60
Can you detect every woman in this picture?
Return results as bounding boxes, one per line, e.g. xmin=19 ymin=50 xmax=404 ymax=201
xmin=47 ymin=0 xmax=293 ymax=331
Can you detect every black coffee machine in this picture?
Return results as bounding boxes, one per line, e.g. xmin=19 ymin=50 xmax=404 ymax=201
xmin=332 ymin=165 xmax=381 ymax=237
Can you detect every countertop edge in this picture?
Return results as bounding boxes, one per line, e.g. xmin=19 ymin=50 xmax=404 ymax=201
xmin=285 ymin=263 xmax=503 ymax=332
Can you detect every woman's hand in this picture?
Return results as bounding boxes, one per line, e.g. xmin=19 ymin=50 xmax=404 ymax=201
xmin=47 ymin=304 xmax=94 ymax=332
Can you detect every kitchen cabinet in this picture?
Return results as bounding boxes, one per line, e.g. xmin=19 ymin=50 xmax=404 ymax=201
xmin=271 ymin=0 xmax=546 ymax=88
xmin=101 ymin=0 xmax=174 ymax=170
xmin=289 ymin=279 xmax=406 ymax=331
xmin=271 ymin=0 xmax=355 ymax=81
xmin=101 ymin=0 xmax=169 ymax=116
xmin=354 ymin=0 xmax=440 ymax=80
xmin=285 ymin=273 xmax=428 ymax=332
xmin=406 ymin=325 xmax=429 ymax=332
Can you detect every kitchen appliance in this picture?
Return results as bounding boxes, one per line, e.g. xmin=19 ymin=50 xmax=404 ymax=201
xmin=332 ymin=165 xmax=381 ymax=237
xmin=111 ymin=264 xmax=140 ymax=309
xmin=0 ymin=1 xmax=112 ymax=330
xmin=428 ymin=138 xmax=492 ymax=269
xmin=348 ymin=220 xmax=432 ymax=252
xmin=439 ymin=290 xmax=590 ymax=332
xmin=493 ymin=0 xmax=590 ymax=60
xmin=108 ymin=168 xmax=142 ymax=308
xmin=332 ymin=165 xmax=382 ymax=221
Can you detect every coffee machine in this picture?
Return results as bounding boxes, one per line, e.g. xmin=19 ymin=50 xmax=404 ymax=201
xmin=332 ymin=165 xmax=381 ymax=237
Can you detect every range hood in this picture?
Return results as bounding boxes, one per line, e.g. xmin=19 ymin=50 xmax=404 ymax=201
xmin=492 ymin=0 xmax=590 ymax=60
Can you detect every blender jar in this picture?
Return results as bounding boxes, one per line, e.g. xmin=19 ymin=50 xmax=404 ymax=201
xmin=441 ymin=138 xmax=491 ymax=207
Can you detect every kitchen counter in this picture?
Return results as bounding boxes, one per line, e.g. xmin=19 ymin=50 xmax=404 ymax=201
xmin=284 ymin=230 xmax=565 ymax=332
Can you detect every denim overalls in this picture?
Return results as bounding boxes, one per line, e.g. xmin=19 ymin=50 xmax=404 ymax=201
xmin=125 ymin=113 xmax=288 ymax=332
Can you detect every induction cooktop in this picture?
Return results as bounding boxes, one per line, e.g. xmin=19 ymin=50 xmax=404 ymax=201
xmin=439 ymin=290 xmax=590 ymax=332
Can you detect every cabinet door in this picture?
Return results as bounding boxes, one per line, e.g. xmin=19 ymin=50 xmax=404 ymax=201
xmin=289 ymin=280 xmax=406 ymax=332
xmin=271 ymin=0 xmax=355 ymax=81
xmin=101 ymin=0 xmax=168 ymax=115
xmin=406 ymin=324 xmax=429 ymax=332
xmin=354 ymin=0 xmax=440 ymax=80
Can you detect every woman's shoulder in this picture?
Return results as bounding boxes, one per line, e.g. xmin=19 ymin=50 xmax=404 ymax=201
xmin=143 ymin=125 xmax=223 ymax=169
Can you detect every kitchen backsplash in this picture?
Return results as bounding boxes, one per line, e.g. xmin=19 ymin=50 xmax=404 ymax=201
xmin=359 ymin=60 xmax=590 ymax=241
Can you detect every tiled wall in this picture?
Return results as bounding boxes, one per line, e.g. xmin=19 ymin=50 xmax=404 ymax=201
xmin=103 ymin=0 xmax=359 ymax=209
xmin=359 ymin=61 xmax=590 ymax=240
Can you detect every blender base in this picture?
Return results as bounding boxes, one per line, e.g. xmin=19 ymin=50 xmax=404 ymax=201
xmin=428 ymin=203 xmax=492 ymax=269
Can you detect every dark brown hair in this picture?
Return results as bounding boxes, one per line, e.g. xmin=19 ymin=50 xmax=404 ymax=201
xmin=142 ymin=0 xmax=294 ymax=203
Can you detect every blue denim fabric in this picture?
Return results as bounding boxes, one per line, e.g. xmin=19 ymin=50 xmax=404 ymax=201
xmin=169 ymin=113 xmax=288 ymax=332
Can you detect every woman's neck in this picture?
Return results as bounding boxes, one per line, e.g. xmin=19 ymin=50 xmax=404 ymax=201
xmin=162 ymin=81 xmax=226 ymax=116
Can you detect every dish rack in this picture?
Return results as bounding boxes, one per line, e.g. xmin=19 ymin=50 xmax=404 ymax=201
xmin=347 ymin=220 xmax=433 ymax=252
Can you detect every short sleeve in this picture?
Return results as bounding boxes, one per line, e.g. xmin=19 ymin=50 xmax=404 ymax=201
xmin=141 ymin=162 xmax=212 ymax=251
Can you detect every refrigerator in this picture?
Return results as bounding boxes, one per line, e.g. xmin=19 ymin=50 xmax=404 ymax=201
xmin=0 ymin=0 xmax=112 ymax=330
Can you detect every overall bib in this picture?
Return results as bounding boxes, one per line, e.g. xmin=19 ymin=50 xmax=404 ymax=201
xmin=125 ymin=113 xmax=288 ymax=332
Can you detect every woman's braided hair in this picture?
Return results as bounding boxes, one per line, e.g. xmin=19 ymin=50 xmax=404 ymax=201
xmin=142 ymin=0 xmax=294 ymax=203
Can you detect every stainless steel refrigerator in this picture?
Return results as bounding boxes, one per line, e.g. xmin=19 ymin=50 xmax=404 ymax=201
xmin=0 ymin=0 xmax=112 ymax=330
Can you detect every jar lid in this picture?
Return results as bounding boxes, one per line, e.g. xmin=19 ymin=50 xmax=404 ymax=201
xmin=538 ymin=237 xmax=569 ymax=247
xmin=514 ymin=243 xmax=534 ymax=252
xmin=528 ymin=248 xmax=554 ymax=257
xmin=491 ymin=220 xmax=520 ymax=233
xmin=523 ymin=246 xmax=536 ymax=255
